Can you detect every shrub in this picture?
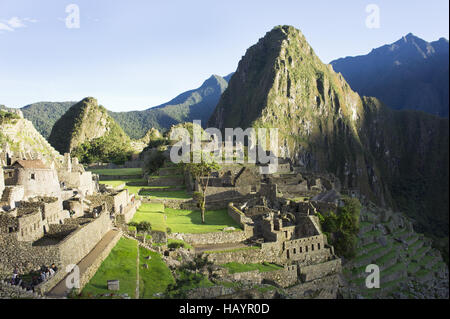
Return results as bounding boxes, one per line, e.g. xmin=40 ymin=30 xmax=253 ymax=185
xmin=144 ymin=149 xmax=166 ymax=175
xmin=168 ymin=242 xmax=184 ymax=249
xmin=136 ymin=221 xmax=152 ymax=233
xmin=317 ymin=197 xmax=361 ymax=259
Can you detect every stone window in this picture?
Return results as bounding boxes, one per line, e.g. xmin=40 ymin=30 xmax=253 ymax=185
xmin=8 ymin=227 xmax=14 ymax=233
xmin=300 ymin=247 xmax=302 ymax=253
xmin=318 ymin=243 xmax=321 ymax=250
xmin=311 ymin=244 xmax=315 ymax=251
xmin=293 ymin=248 xmax=296 ymax=254
xmin=31 ymin=173 xmax=35 ymax=180
xmin=305 ymin=246 xmax=308 ymax=252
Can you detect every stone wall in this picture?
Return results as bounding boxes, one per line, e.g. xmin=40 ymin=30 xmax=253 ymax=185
xmin=122 ymin=199 xmax=140 ymax=223
xmin=283 ymin=234 xmax=327 ymax=262
xmin=9 ymin=168 xmax=61 ymax=200
xmin=0 ymin=280 xmax=42 ymax=299
xmin=262 ymin=265 xmax=298 ymax=288
xmin=0 ymin=208 xmax=112 ymax=276
xmin=205 ymin=247 xmax=280 ymax=265
xmin=170 ymin=230 xmax=249 ymax=245
xmin=100 ymin=174 xmax=142 ymax=181
xmin=299 ymin=258 xmax=341 ymax=282
xmin=148 ymin=176 xmax=184 ymax=186
xmin=57 ymin=209 xmax=113 ymax=267
xmin=0 ymin=167 xmax=4 ymax=196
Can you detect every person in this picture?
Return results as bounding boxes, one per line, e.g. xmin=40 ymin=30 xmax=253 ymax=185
xmin=51 ymin=263 xmax=58 ymax=273
xmin=49 ymin=267 xmax=55 ymax=277
xmin=10 ymin=273 xmax=17 ymax=285
xmin=15 ymin=275 xmax=22 ymax=286
xmin=40 ymin=271 xmax=46 ymax=282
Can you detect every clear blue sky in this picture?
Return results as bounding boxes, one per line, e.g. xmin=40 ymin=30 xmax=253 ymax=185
xmin=0 ymin=0 xmax=448 ymax=111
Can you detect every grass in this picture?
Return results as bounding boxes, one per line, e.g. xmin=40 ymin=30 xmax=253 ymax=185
xmin=139 ymin=247 xmax=175 ymax=299
xmin=89 ymin=168 xmax=142 ymax=176
xmin=140 ymin=190 xmax=191 ymax=200
xmin=82 ymin=237 xmax=137 ymax=298
xmin=167 ymin=238 xmax=193 ymax=249
xmin=148 ymin=174 xmax=183 ymax=179
xmin=222 ymin=262 xmax=283 ymax=274
xmin=130 ymin=204 xmax=241 ymax=234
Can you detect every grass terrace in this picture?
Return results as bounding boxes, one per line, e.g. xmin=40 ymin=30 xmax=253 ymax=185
xmin=99 ymin=178 xmax=147 ymax=196
xmin=88 ymin=167 xmax=143 ymax=176
xmin=139 ymin=247 xmax=175 ymax=298
xmin=81 ymin=236 xmax=174 ymax=299
xmin=222 ymin=262 xmax=283 ymax=274
xmin=81 ymin=237 xmax=138 ymax=298
xmin=130 ymin=203 xmax=241 ymax=234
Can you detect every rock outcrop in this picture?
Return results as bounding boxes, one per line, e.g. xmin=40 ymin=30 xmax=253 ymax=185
xmin=208 ymin=25 xmax=449 ymax=254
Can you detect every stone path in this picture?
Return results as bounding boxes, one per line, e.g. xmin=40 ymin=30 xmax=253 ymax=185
xmin=47 ymin=229 xmax=121 ymax=298
xmin=193 ymin=242 xmax=249 ymax=254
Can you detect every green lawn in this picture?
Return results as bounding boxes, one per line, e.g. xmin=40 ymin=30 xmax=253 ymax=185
xmin=130 ymin=204 xmax=241 ymax=234
xmin=89 ymin=168 xmax=143 ymax=176
xmin=222 ymin=262 xmax=283 ymax=274
xmin=82 ymin=237 xmax=138 ymax=298
xmin=140 ymin=190 xmax=191 ymax=200
xmin=139 ymin=247 xmax=175 ymax=299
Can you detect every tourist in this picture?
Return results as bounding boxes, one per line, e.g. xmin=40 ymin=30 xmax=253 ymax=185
xmin=40 ymin=271 xmax=46 ymax=282
xmin=51 ymin=263 xmax=58 ymax=273
xmin=14 ymin=275 xmax=22 ymax=286
xmin=10 ymin=273 xmax=17 ymax=285
xmin=49 ymin=267 xmax=55 ymax=277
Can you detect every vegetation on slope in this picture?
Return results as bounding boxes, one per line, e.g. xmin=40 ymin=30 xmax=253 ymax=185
xmin=48 ymin=97 xmax=134 ymax=164
xmin=110 ymin=74 xmax=230 ymax=139
xmin=318 ymin=197 xmax=362 ymax=258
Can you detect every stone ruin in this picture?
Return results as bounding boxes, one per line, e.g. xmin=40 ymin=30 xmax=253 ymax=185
xmin=0 ymin=155 xmax=137 ymax=295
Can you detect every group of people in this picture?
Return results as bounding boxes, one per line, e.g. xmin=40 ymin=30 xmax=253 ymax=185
xmin=9 ymin=263 xmax=58 ymax=292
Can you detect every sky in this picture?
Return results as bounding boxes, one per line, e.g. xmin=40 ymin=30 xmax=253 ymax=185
xmin=0 ymin=0 xmax=448 ymax=112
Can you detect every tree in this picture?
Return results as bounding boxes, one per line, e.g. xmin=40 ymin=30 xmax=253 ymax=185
xmin=183 ymin=152 xmax=220 ymax=224
xmin=316 ymin=197 xmax=362 ymax=259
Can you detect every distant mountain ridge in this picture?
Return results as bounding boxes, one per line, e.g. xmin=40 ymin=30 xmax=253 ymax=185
xmin=331 ymin=33 xmax=449 ymax=117
xmin=1 ymin=74 xmax=232 ymax=140
xmin=110 ymin=73 xmax=232 ymax=139
xmin=1 ymin=102 xmax=76 ymax=139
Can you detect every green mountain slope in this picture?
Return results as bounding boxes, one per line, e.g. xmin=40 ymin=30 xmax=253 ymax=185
xmin=209 ymin=25 xmax=449 ymax=250
xmin=110 ymin=74 xmax=230 ymax=139
xmin=48 ymin=97 xmax=134 ymax=164
xmin=1 ymin=102 xmax=76 ymax=138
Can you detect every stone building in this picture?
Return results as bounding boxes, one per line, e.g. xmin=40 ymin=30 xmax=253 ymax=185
xmin=3 ymin=160 xmax=61 ymax=200
xmin=57 ymin=153 xmax=97 ymax=196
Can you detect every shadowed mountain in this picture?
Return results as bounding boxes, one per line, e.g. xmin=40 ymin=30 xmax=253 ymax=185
xmin=331 ymin=34 xmax=449 ymax=117
xmin=209 ymin=26 xmax=449 ymax=250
